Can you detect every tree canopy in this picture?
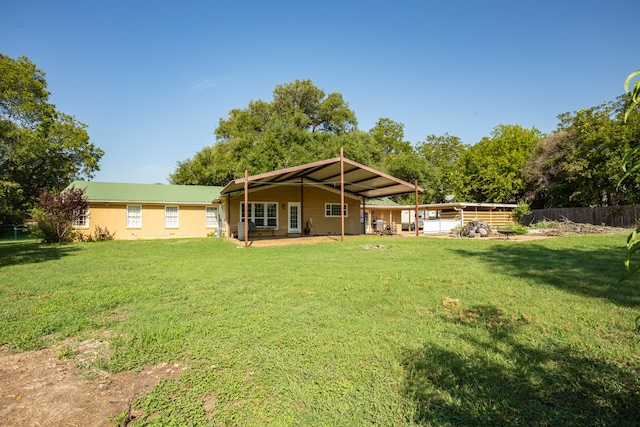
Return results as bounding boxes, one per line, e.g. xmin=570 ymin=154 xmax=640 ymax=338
xmin=173 ymin=78 xmax=640 ymax=209
xmin=171 ymin=80 xmax=360 ymax=186
xmin=525 ymin=97 xmax=640 ymax=208
xmin=449 ymin=124 xmax=543 ymax=203
xmin=416 ymin=133 xmax=468 ymax=203
xmin=0 ymin=54 xmax=103 ymax=223
xmin=2 ymin=56 xmax=636 ymax=226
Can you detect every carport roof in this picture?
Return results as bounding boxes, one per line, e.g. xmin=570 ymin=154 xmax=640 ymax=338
xmin=219 ymin=156 xmax=424 ymax=199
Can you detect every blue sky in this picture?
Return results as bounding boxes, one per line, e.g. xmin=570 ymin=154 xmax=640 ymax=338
xmin=3 ymin=1 xmax=636 ymax=184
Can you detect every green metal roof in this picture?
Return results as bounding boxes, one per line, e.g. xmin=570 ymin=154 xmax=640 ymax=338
xmin=365 ymin=197 xmax=399 ymax=206
xmin=68 ymin=181 xmax=222 ymax=204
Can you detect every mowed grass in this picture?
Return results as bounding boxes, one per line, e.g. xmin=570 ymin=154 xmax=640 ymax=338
xmin=1 ymin=234 xmax=640 ymax=425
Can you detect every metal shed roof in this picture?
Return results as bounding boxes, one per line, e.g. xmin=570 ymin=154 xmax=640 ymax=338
xmin=219 ymin=156 xmax=423 ymax=199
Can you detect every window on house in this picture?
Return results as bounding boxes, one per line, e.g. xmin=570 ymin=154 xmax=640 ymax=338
xmin=164 ymin=206 xmax=180 ymax=228
xmin=218 ymin=204 xmax=226 ymax=230
xmin=325 ymin=203 xmax=348 ymax=217
xmin=73 ymin=206 xmax=89 ymax=228
xmin=127 ymin=205 xmax=142 ymax=228
xmin=254 ymin=203 xmax=264 ymax=226
xmin=240 ymin=202 xmax=278 ymax=228
xmin=206 ymin=206 xmax=218 ymax=228
xmin=165 ymin=206 xmax=179 ymax=228
xmin=266 ymin=203 xmax=277 ymax=227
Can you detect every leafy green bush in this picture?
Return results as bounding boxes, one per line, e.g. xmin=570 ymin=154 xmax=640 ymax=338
xmin=512 ymin=201 xmax=532 ymax=223
xmin=31 ymin=187 xmax=87 ymax=243
xmin=529 ymin=220 xmax=554 ymax=230
xmin=80 ymin=225 xmax=116 ymax=242
xmin=620 ymin=70 xmax=640 ymax=281
xmin=499 ymin=223 xmax=529 ymax=235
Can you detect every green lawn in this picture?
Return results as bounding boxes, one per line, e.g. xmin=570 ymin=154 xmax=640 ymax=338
xmin=1 ymin=234 xmax=640 ymax=425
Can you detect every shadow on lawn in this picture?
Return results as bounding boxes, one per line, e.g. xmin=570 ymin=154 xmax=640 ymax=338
xmin=402 ymin=304 xmax=640 ymax=426
xmin=0 ymin=241 xmax=80 ymax=268
xmin=450 ymin=240 xmax=640 ymax=308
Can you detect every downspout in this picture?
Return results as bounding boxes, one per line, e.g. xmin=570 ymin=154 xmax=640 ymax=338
xmin=453 ymin=206 xmax=464 ymax=229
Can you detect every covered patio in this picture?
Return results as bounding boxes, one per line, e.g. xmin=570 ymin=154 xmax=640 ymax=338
xmin=217 ymin=149 xmax=424 ymax=246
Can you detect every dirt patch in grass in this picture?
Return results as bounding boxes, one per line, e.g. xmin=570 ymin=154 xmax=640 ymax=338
xmin=235 ymin=235 xmax=342 ymax=247
xmin=0 ymin=340 xmax=185 ymax=426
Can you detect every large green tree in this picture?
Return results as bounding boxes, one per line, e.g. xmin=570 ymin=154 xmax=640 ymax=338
xmin=0 ymin=54 xmax=103 ymax=223
xmin=369 ymin=117 xmax=411 ymax=157
xmin=367 ymin=118 xmax=427 ymax=200
xmin=171 ymin=80 xmax=364 ymax=186
xmin=415 ymin=133 xmax=468 ymax=203
xmin=526 ymin=98 xmax=640 ymax=208
xmin=452 ymin=124 xmax=543 ymax=203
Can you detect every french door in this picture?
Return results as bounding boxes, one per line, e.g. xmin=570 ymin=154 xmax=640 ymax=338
xmin=288 ymin=202 xmax=301 ymax=233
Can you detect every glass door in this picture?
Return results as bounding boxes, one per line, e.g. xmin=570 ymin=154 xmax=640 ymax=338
xmin=288 ymin=202 xmax=301 ymax=233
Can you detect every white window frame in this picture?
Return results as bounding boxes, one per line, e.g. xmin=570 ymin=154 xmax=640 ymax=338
xmin=165 ymin=206 xmax=179 ymax=228
xmin=73 ymin=206 xmax=90 ymax=228
xmin=325 ymin=203 xmax=348 ymax=218
xmin=219 ymin=203 xmax=226 ymax=231
xmin=126 ymin=205 xmax=142 ymax=228
xmin=240 ymin=202 xmax=278 ymax=228
xmin=206 ymin=206 xmax=218 ymax=228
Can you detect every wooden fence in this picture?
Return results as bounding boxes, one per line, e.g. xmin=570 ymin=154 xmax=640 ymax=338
xmin=524 ymin=205 xmax=640 ymax=228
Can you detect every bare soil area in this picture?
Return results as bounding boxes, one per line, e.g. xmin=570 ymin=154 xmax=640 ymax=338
xmin=0 ymin=339 xmax=184 ymax=426
xmin=235 ymin=235 xmax=344 ymax=247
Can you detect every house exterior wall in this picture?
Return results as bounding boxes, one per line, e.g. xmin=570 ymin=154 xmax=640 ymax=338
xmin=223 ymin=185 xmax=362 ymax=237
xmin=78 ymin=202 xmax=220 ymax=240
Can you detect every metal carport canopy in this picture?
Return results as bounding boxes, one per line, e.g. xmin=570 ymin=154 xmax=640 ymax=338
xmin=219 ymin=156 xmax=424 ymax=198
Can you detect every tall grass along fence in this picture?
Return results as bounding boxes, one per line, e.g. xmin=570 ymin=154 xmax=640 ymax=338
xmin=524 ymin=204 xmax=640 ymax=228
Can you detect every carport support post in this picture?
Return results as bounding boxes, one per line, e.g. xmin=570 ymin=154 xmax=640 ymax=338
xmin=244 ymin=169 xmax=249 ymax=248
xmin=227 ymin=194 xmax=231 ymax=237
xmin=340 ymin=147 xmax=345 ymax=243
xmin=361 ymin=196 xmax=366 ymax=234
xmin=415 ymin=180 xmax=419 ymax=237
xmin=300 ymin=177 xmax=304 ymax=238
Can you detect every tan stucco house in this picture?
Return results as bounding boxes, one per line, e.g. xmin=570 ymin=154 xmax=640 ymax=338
xmin=68 ymin=181 xmax=223 ymax=240
xmin=69 ymin=154 xmax=423 ymax=242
